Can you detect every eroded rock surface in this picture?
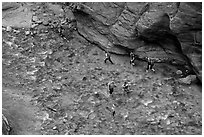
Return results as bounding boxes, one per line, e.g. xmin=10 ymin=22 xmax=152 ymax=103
xmin=69 ymin=2 xmax=201 ymax=81
xmin=2 ymin=3 xmax=33 ymax=28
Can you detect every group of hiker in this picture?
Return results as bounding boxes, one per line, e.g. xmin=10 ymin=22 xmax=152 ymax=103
xmin=107 ymin=80 xmax=131 ymax=97
xmin=106 ymin=80 xmax=130 ymax=117
xmin=104 ymin=51 xmax=155 ymax=72
xmin=100 ymin=50 xmax=156 ymax=116
xmin=104 ymin=50 xmax=155 ymax=97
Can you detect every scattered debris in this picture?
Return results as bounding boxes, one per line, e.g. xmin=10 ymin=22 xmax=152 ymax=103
xmin=141 ymin=98 xmax=153 ymax=106
xmin=25 ymin=31 xmax=30 ymax=35
xmin=6 ymin=26 xmax=12 ymax=32
xmin=176 ymin=70 xmax=182 ymax=75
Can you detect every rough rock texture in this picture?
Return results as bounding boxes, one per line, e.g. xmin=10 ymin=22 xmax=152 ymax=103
xmin=2 ymin=2 xmax=21 ymax=11
xmin=1 ymin=2 xmax=201 ymax=81
xmin=170 ymin=2 xmax=202 ymax=81
xmin=170 ymin=3 xmax=202 ymax=35
xmin=136 ymin=12 xmax=171 ymax=39
xmin=135 ymin=9 xmax=200 ymax=79
xmin=179 ymin=75 xmax=197 ymax=85
xmin=70 ymin=2 xmax=201 ymax=81
xmin=2 ymin=3 xmax=33 ymax=28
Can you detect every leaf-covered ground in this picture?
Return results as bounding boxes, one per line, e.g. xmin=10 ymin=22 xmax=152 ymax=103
xmin=2 ymin=3 xmax=202 ymax=135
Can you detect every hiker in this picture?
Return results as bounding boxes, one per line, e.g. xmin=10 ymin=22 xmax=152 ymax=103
xmin=112 ymin=103 xmax=116 ymax=117
xmin=130 ymin=52 xmax=136 ymax=66
xmin=107 ymin=81 xmax=116 ymax=95
xmin=122 ymin=81 xmax=131 ymax=96
xmin=146 ymin=57 xmax=155 ymax=72
xmin=58 ymin=25 xmax=65 ymax=37
xmin=104 ymin=51 xmax=114 ymax=64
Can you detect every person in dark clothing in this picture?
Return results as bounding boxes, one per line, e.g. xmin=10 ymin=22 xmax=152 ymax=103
xmin=104 ymin=51 xmax=114 ymax=64
xmin=112 ymin=103 xmax=116 ymax=117
xmin=130 ymin=52 xmax=136 ymax=66
xmin=108 ymin=81 xmax=116 ymax=95
xmin=146 ymin=57 xmax=155 ymax=72
xmin=122 ymin=81 xmax=131 ymax=96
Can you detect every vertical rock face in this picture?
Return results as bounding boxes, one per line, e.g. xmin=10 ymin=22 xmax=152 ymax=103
xmin=170 ymin=2 xmax=202 ymax=50
xmin=73 ymin=2 xmax=201 ymax=50
xmin=71 ymin=2 xmax=201 ymax=81
xmin=81 ymin=2 xmax=125 ymax=26
xmin=169 ymin=2 xmax=202 ymax=81
xmin=170 ymin=3 xmax=202 ymax=34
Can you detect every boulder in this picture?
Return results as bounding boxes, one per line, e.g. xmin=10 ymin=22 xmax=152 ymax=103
xmin=176 ymin=70 xmax=182 ymax=75
xmin=6 ymin=26 xmax=12 ymax=32
xmin=136 ymin=11 xmax=171 ymax=41
xmin=25 ymin=31 xmax=30 ymax=36
xmin=178 ymin=75 xmax=197 ymax=85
